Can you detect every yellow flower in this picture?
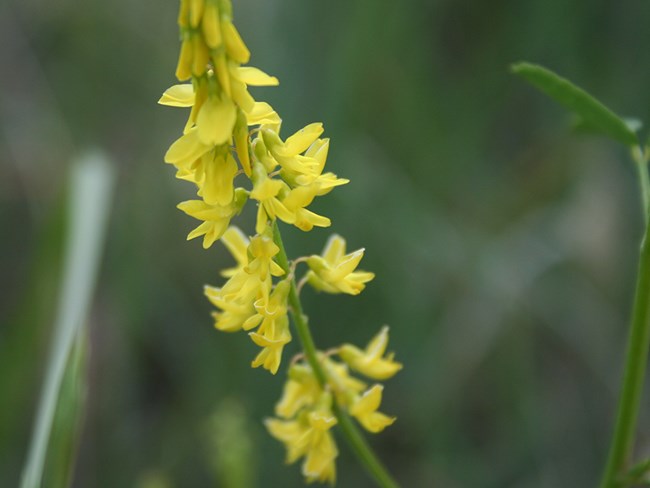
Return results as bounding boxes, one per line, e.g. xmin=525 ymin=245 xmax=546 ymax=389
xmin=349 ymin=385 xmax=396 ymax=434
xmin=321 ymin=355 xmax=367 ymax=406
xmin=338 ymin=326 xmax=402 ymax=380
xmin=265 ymin=394 xmax=338 ymax=485
xmin=282 ymin=185 xmax=331 ymax=232
xmin=246 ymin=101 xmax=281 ymax=128
xmin=206 ymin=290 xmax=257 ymax=332
xmin=244 ymin=233 xmax=285 ymax=282
xmin=281 ymin=138 xmax=348 ymax=192
xmin=275 ymin=364 xmax=321 ymax=418
xmin=243 ymin=280 xmax=291 ymax=374
xmin=306 ymin=234 xmax=375 ymax=295
xmin=262 ymin=125 xmax=323 ymax=177
xmin=195 ymin=95 xmax=237 ymax=146
xmin=250 ymin=162 xmax=295 ymax=234
xmin=196 ymin=151 xmax=238 ymax=206
xmin=177 ymin=188 xmax=248 ymax=249
xmin=249 ymin=323 xmax=291 ymax=374
xmin=302 ymin=410 xmax=338 ymax=485
xmin=164 ymin=128 xmax=212 ymax=170
xmin=219 ymin=226 xmax=249 ymax=278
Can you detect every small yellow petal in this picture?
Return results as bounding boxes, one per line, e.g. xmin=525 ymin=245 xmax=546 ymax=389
xmin=223 ymin=21 xmax=250 ymax=63
xmin=235 ymin=67 xmax=279 ymax=86
xmin=278 ymin=123 xmax=324 ymax=157
xmin=158 ymin=84 xmax=195 ymax=107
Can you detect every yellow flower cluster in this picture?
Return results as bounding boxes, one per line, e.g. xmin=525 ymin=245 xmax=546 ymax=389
xmin=266 ymin=327 xmax=402 ymax=484
xmin=162 ymin=1 xmax=402 ymax=484
xmin=160 ymin=0 xmax=353 ymax=373
xmin=161 ymin=0 xmax=347 ymax=249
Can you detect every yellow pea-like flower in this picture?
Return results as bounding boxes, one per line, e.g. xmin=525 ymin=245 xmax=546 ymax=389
xmin=198 ymin=152 xmax=237 ymax=206
xmin=276 ymin=364 xmax=320 ymax=418
xmin=349 ymin=385 xmax=396 ymax=434
xmin=176 ymin=188 xmax=248 ymax=248
xmin=306 ymin=234 xmax=375 ymax=295
xmin=164 ymin=128 xmax=211 ymax=169
xmin=338 ymin=326 xmax=403 ymax=380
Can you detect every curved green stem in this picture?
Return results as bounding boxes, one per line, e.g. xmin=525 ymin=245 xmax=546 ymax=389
xmin=599 ymin=147 xmax=650 ymax=488
xmin=272 ymin=222 xmax=400 ymax=488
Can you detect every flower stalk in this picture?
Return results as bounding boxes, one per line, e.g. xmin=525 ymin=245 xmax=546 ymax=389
xmin=600 ymin=146 xmax=650 ymax=488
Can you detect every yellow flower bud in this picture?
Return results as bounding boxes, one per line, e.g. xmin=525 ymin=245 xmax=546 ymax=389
xmin=175 ymin=36 xmax=193 ymax=81
xmin=201 ymin=2 xmax=222 ymax=48
xmin=223 ymin=20 xmax=250 ymax=63
xmin=191 ymin=34 xmax=210 ymax=76
xmin=233 ymin=110 xmax=251 ymax=176
xmin=189 ymin=0 xmax=205 ymax=28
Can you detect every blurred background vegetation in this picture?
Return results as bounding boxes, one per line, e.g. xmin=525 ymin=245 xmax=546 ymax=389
xmin=3 ymin=0 xmax=650 ymax=486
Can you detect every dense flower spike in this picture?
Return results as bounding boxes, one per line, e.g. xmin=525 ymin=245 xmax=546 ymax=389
xmin=162 ymin=1 xmax=400 ymax=484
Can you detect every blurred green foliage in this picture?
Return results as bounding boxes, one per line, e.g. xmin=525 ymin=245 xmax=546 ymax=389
xmin=3 ymin=0 xmax=650 ymax=486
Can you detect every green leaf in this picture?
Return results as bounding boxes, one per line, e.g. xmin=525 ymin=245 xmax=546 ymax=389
xmin=511 ymin=62 xmax=639 ymax=147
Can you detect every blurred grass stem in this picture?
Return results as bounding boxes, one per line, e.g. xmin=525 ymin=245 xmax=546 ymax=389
xmin=600 ymin=147 xmax=650 ymax=487
xmin=272 ymin=222 xmax=400 ymax=488
xmin=20 ymin=152 xmax=115 ymax=488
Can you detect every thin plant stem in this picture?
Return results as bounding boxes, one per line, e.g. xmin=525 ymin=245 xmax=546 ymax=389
xmin=599 ymin=147 xmax=650 ymax=488
xmin=272 ymin=222 xmax=400 ymax=488
xmin=633 ymin=147 xmax=650 ymax=222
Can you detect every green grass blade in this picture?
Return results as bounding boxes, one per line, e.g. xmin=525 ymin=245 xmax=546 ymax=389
xmin=21 ymin=151 xmax=115 ymax=488
xmin=511 ymin=62 xmax=639 ymax=146
xmin=43 ymin=332 xmax=87 ymax=488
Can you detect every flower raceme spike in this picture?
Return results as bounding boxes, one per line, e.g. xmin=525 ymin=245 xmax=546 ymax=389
xmin=163 ymin=0 xmax=401 ymax=484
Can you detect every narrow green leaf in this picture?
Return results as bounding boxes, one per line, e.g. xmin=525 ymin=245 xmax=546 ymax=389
xmin=21 ymin=151 xmax=115 ymax=488
xmin=511 ymin=62 xmax=639 ymax=146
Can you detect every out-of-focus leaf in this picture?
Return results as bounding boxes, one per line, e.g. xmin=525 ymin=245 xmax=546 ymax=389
xmin=43 ymin=333 xmax=87 ymax=488
xmin=512 ymin=62 xmax=639 ymax=146
xmin=572 ymin=115 xmax=643 ymax=138
xmin=20 ymin=151 xmax=115 ymax=488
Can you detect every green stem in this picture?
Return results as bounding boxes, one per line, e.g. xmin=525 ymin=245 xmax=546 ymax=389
xmin=272 ymin=222 xmax=400 ymax=488
xmin=634 ymin=147 xmax=650 ymax=222
xmin=599 ymin=148 xmax=650 ymax=488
